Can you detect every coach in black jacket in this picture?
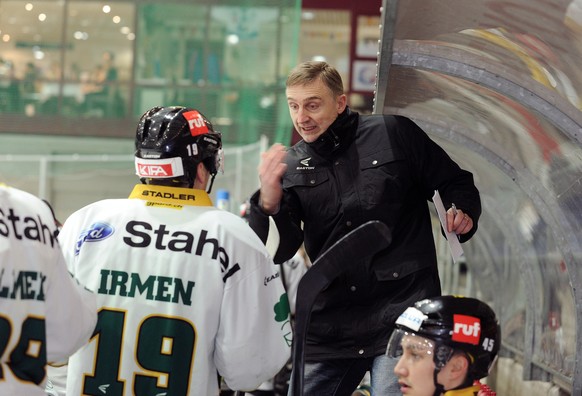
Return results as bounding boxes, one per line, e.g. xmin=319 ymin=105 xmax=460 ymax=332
xmin=248 ymin=61 xmax=481 ymax=396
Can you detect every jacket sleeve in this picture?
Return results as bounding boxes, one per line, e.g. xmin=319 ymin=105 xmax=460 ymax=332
xmin=44 ymin=250 xmax=97 ymax=363
xmin=248 ymin=189 xmax=304 ymax=263
xmin=391 ymin=115 xmax=482 ymax=242
xmin=214 ymin=243 xmax=292 ymax=391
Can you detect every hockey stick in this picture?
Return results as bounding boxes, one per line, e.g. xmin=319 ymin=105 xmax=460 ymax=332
xmin=290 ymin=220 xmax=392 ymax=396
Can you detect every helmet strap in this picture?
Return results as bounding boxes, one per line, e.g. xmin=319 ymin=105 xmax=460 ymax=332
xmin=206 ymin=173 xmax=217 ymax=194
xmin=433 ymin=369 xmax=445 ymax=396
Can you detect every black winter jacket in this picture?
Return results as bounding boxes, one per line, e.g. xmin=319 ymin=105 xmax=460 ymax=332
xmin=249 ymin=108 xmax=481 ymax=360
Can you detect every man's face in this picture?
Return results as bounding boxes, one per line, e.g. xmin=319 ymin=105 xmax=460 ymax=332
xmin=393 ymin=334 xmax=438 ymax=396
xmin=286 ymin=77 xmax=347 ymax=143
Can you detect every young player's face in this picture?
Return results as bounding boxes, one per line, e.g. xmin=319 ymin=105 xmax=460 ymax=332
xmin=393 ymin=334 xmax=439 ymax=396
xmin=286 ymin=77 xmax=346 ymax=143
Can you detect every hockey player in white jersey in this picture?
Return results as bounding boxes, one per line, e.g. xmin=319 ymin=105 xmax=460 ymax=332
xmin=0 ymin=184 xmax=97 ymax=396
xmin=55 ymin=106 xmax=291 ymax=395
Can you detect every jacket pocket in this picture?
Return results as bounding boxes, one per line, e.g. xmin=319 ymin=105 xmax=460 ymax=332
xmin=283 ymin=170 xmax=329 ymax=189
xmin=283 ymin=170 xmax=337 ymax=219
xmin=359 ymin=148 xmax=408 ymax=208
xmin=373 ymin=256 xmax=433 ymax=282
xmin=359 ymin=147 xmax=404 ymax=170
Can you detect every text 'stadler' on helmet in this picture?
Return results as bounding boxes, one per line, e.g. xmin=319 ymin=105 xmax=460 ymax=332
xmin=134 ymin=106 xmax=224 ymax=192
xmin=386 ymin=295 xmax=501 ymax=381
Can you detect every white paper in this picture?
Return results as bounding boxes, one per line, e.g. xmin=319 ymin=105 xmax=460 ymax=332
xmin=432 ymin=190 xmax=464 ymax=263
xmin=265 ymin=216 xmax=280 ymax=258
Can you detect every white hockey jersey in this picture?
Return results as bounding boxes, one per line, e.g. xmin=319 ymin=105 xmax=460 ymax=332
xmin=0 ymin=185 xmax=97 ymax=396
xmin=58 ymin=184 xmax=292 ymax=395
xmin=280 ymin=250 xmax=309 ymax=316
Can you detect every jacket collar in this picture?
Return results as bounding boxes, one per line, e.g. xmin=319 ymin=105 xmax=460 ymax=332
xmin=306 ymin=107 xmax=359 ymax=156
xmin=128 ymin=184 xmax=213 ymax=207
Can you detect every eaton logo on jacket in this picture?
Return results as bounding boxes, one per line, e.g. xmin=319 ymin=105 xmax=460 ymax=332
xmin=296 ymin=157 xmax=315 ymax=170
xmin=75 ymin=222 xmax=115 ymax=255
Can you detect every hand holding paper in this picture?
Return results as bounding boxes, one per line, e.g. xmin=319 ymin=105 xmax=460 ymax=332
xmin=432 ymin=190 xmax=465 ymax=263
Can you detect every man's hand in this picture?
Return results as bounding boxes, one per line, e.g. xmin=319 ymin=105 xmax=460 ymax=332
xmin=258 ymin=143 xmax=288 ymax=214
xmin=446 ymin=203 xmax=473 ymax=235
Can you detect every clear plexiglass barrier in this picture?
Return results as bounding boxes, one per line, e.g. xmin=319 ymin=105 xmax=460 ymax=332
xmin=375 ymin=0 xmax=582 ymax=394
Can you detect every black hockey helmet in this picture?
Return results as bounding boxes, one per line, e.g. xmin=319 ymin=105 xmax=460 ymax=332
xmin=135 ymin=106 xmax=223 ymax=192
xmin=387 ymin=296 xmax=500 ymax=390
